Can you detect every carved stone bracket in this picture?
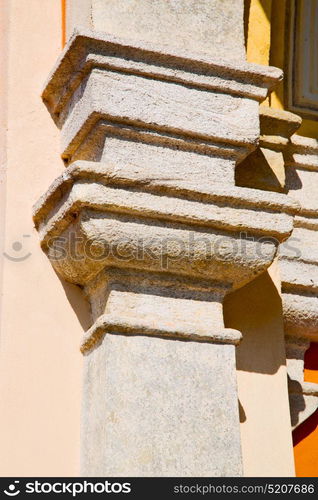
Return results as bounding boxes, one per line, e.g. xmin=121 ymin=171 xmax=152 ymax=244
xmin=236 ymin=107 xmax=301 ymax=192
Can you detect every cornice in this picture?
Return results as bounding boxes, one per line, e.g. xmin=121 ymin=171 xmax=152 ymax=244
xmin=33 ymin=161 xmax=296 ymax=287
xmin=41 ymin=30 xmax=283 ymax=165
xmin=43 ymin=29 xmax=283 ymax=119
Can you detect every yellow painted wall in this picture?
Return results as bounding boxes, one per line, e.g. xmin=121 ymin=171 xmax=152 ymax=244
xmin=246 ymin=0 xmax=318 ymax=138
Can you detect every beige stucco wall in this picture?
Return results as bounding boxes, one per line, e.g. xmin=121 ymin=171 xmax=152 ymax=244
xmin=0 ymin=0 xmax=84 ymax=476
xmin=224 ymin=260 xmax=295 ymax=477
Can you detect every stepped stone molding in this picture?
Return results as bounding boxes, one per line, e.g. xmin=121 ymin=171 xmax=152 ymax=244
xmin=33 ymin=160 xmax=297 ymax=287
xmin=87 ymin=0 xmax=247 ymax=62
xmin=35 ymin=29 xmax=292 ymax=476
xmin=277 ymin=134 xmax=318 ymax=430
xmin=42 ymin=29 xmax=283 ymax=165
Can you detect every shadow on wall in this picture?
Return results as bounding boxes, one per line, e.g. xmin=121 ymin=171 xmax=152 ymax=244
xmin=55 ymin=271 xmax=92 ymax=332
xmin=288 ymin=377 xmax=306 ymax=428
xmin=239 ymin=399 xmax=247 ymax=423
xmin=293 ymin=408 xmax=318 ymax=446
xmin=224 ymin=269 xmax=286 ymax=375
xmin=285 ymin=166 xmax=303 ymax=192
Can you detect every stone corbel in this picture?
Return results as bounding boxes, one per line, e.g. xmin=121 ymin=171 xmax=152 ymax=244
xmin=34 ymin=30 xmax=295 ymax=476
xmin=236 ymin=107 xmax=301 ymax=193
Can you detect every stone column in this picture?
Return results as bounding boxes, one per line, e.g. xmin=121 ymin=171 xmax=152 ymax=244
xmin=34 ymin=3 xmax=295 ymax=476
xmin=281 ymin=135 xmax=318 ymax=430
xmin=234 ymin=105 xmax=318 ymax=435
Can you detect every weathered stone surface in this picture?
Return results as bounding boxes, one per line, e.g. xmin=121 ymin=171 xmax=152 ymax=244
xmin=42 ymin=30 xmax=282 ymax=166
xmin=60 ymin=68 xmax=260 ymax=162
xmin=33 ymin=161 xmax=296 ymax=288
xmin=82 ymin=334 xmax=242 ymax=476
xmin=76 ymin=264 xmax=243 ymax=476
xmin=91 ymin=0 xmax=246 ymax=62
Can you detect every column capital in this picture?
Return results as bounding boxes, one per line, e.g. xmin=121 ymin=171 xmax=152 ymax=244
xmin=33 ymin=159 xmax=297 ymax=291
xmin=42 ymin=29 xmax=283 ymax=165
xmin=33 ymin=29 xmax=295 ymax=349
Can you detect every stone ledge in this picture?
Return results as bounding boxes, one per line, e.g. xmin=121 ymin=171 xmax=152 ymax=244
xmin=59 ymin=69 xmax=261 ymax=163
xmin=81 ymin=313 xmax=242 ymax=354
xmin=65 ymin=119 xmax=250 ymax=165
xmin=285 ymin=135 xmax=318 ymax=171
xmin=286 ymin=334 xmax=318 ymax=428
xmin=33 ymin=160 xmax=297 ymax=287
xmin=282 ymin=293 xmax=318 ymax=340
xmin=259 ymin=107 xmax=302 ymax=149
xmin=33 ymin=161 xmax=299 ymax=232
xmin=41 ymin=30 xmax=284 ymax=164
xmin=42 ymin=28 xmax=283 ymax=120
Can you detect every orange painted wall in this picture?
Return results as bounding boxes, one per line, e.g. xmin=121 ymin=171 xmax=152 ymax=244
xmin=293 ymin=343 xmax=318 ymax=477
xmin=61 ymin=0 xmax=66 ymax=46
